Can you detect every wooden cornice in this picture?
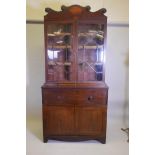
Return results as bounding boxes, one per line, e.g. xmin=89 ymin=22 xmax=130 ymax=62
xmin=45 ymin=5 xmax=106 ymax=15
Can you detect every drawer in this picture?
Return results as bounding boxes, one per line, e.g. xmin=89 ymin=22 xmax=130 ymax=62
xmin=42 ymin=89 xmax=75 ymax=106
xmin=42 ymin=88 xmax=108 ymax=106
xmin=75 ymin=89 xmax=107 ymax=106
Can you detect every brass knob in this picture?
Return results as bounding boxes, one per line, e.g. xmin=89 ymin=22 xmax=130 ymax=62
xmin=88 ymin=96 xmax=93 ymax=101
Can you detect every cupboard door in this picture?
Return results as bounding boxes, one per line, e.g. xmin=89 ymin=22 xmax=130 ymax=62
xmin=77 ymin=23 xmax=105 ymax=82
xmin=75 ymin=106 xmax=107 ymax=136
xmin=46 ymin=23 xmax=75 ymax=82
xmin=43 ymin=106 xmax=74 ymax=135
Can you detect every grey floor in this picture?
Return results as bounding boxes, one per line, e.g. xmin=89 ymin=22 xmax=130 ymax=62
xmin=26 ymin=103 xmax=129 ymax=155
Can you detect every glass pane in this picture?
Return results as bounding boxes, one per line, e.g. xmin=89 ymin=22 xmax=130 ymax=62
xmin=77 ymin=24 xmax=104 ymax=81
xmin=47 ymin=24 xmax=74 ymax=82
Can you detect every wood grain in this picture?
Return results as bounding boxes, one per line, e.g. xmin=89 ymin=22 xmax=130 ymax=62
xmin=42 ymin=5 xmax=108 ymax=144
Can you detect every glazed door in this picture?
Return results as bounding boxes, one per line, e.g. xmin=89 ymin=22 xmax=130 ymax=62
xmin=75 ymin=106 xmax=107 ymax=135
xmin=46 ymin=22 xmax=75 ymax=82
xmin=77 ymin=23 xmax=105 ymax=82
xmin=43 ymin=106 xmax=74 ymax=135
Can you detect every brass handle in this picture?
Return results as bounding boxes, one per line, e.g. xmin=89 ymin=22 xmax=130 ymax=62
xmin=88 ymin=96 xmax=93 ymax=101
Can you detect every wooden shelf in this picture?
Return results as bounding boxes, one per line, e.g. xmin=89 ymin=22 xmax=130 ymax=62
xmin=78 ymin=45 xmax=103 ymax=49
xmin=48 ymin=45 xmax=72 ymax=49
xmin=48 ymin=33 xmax=71 ymax=37
xmin=48 ymin=45 xmax=103 ymax=49
xmin=96 ymin=72 xmax=103 ymax=73
xmin=78 ymin=32 xmax=104 ymax=37
xmin=79 ymin=62 xmax=103 ymax=65
xmin=48 ymin=61 xmax=72 ymax=66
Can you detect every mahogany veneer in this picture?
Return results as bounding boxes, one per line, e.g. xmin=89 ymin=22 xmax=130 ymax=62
xmin=42 ymin=5 xmax=108 ymax=144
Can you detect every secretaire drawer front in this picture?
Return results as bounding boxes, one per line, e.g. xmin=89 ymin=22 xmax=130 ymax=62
xmin=42 ymin=89 xmax=75 ymax=105
xmin=75 ymin=89 xmax=107 ymax=106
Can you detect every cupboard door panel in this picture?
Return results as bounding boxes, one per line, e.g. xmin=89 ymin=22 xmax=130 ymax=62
xmin=77 ymin=23 xmax=105 ymax=82
xmin=46 ymin=23 xmax=76 ymax=82
xmin=75 ymin=106 xmax=107 ymax=136
xmin=43 ymin=106 xmax=74 ymax=135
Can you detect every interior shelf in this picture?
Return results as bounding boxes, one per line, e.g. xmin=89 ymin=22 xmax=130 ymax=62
xmin=48 ymin=33 xmax=71 ymax=36
xmin=78 ymin=45 xmax=103 ymax=49
xmin=78 ymin=32 xmax=104 ymax=37
xmin=48 ymin=61 xmax=72 ymax=66
xmin=79 ymin=62 xmax=103 ymax=65
xmin=48 ymin=45 xmax=72 ymax=49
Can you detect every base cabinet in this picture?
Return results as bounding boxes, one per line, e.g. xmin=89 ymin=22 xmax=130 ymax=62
xmin=42 ymin=87 xmax=108 ymax=143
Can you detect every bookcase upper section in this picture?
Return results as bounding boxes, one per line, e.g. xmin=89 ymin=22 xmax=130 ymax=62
xmin=44 ymin=5 xmax=107 ymax=86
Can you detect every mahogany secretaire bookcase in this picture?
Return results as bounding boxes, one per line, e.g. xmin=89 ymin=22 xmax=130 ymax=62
xmin=41 ymin=5 xmax=109 ymax=144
